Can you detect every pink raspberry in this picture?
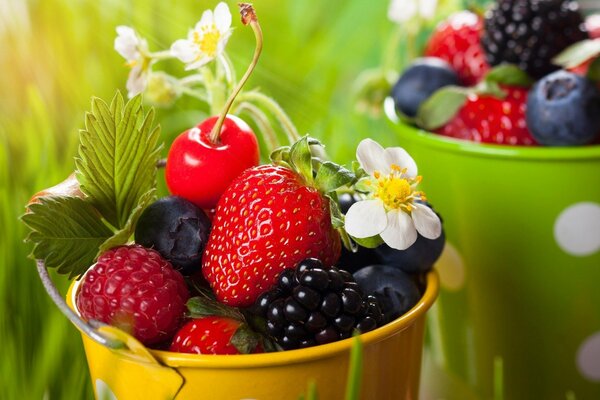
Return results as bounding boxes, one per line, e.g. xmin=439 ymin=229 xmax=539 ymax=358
xmin=76 ymin=245 xmax=189 ymax=346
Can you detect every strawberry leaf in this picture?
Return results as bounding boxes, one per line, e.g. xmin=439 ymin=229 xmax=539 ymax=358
xmin=22 ymin=197 xmax=113 ymax=278
xmin=416 ymin=86 xmax=468 ymax=131
xmin=289 ymin=136 xmax=313 ymax=184
xmin=315 ymin=161 xmax=355 ymax=193
xmin=230 ymin=324 xmax=260 ymax=354
xmin=351 ymin=234 xmax=383 ymax=249
xmin=484 ymin=64 xmax=533 ymax=87
xmin=587 ymin=57 xmax=600 ymax=83
xmin=553 ymin=39 xmax=600 ymax=69
xmin=186 ymin=296 xmax=243 ymax=320
xmin=76 ymin=92 xmax=161 ymax=230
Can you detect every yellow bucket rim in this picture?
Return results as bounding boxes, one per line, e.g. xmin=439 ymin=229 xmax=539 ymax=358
xmin=68 ymin=270 xmax=438 ymax=369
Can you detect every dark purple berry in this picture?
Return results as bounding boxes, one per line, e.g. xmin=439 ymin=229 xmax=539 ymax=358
xmin=306 ymin=312 xmax=328 ymax=333
xmin=300 ymin=268 xmax=330 ymax=291
xmin=135 ymin=196 xmax=211 ymax=276
xmin=320 ymin=293 xmax=342 ymax=318
xmin=334 ymin=314 xmax=356 ymax=332
xmin=283 ymin=298 xmax=307 ymax=322
xmin=293 ymin=286 xmax=321 ymax=310
xmin=278 ymin=269 xmax=296 ymax=293
xmin=341 ymin=288 xmax=362 ymax=314
xmin=315 ymin=327 xmax=339 ymax=345
xmin=356 ymin=316 xmax=377 ymax=333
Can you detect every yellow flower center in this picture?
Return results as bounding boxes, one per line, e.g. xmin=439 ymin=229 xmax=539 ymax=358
xmin=370 ymin=164 xmax=424 ymax=212
xmin=194 ymin=24 xmax=221 ymax=57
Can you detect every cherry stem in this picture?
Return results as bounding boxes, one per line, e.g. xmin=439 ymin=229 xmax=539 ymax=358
xmin=209 ymin=3 xmax=263 ymax=144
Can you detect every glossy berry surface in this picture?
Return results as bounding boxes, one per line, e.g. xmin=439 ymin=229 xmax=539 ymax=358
xmin=170 ymin=316 xmax=262 ymax=355
xmin=353 ymin=265 xmax=421 ymax=323
xmin=202 ymin=165 xmax=341 ymax=307
xmin=135 ymin=196 xmax=211 ymax=276
xmin=526 ymin=70 xmax=600 ymax=146
xmin=481 ymin=0 xmax=588 ymax=79
xmin=165 ymin=115 xmax=259 ymax=209
xmin=436 ymin=86 xmax=538 ymax=146
xmin=392 ymin=58 xmax=460 ymax=118
xmin=76 ymin=245 xmax=189 ymax=346
xmin=424 ymin=11 xmax=490 ymax=86
xmin=250 ymin=258 xmax=384 ymax=350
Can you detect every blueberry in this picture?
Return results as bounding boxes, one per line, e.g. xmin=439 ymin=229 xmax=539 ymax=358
xmin=374 ymin=204 xmax=445 ymax=274
xmin=391 ymin=58 xmax=461 ymax=118
xmin=526 ymin=70 xmax=600 ymax=146
xmin=135 ymin=196 xmax=211 ymax=275
xmin=353 ymin=265 xmax=421 ymax=323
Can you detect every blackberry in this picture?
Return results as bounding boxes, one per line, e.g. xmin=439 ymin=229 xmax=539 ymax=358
xmin=250 ymin=258 xmax=384 ymax=350
xmin=481 ymin=0 xmax=588 ymax=79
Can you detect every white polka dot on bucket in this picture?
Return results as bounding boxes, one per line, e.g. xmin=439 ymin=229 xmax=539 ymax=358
xmin=577 ymin=332 xmax=600 ymax=382
xmin=96 ymin=379 xmax=117 ymax=400
xmin=554 ymin=202 xmax=600 ymax=257
xmin=436 ymin=242 xmax=465 ymax=291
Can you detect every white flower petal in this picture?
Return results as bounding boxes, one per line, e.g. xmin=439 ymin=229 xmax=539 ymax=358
xmin=185 ymin=55 xmax=212 ymax=70
xmin=356 ymin=138 xmax=390 ymax=175
xmin=412 ymin=204 xmax=442 ymax=239
xmin=345 ymin=199 xmax=387 ymax=239
xmin=419 ymin=0 xmax=438 ymax=20
xmin=126 ymin=65 xmax=147 ymax=98
xmin=195 ymin=9 xmax=214 ymax=31
xmin=383 ymin=147 xmax=418 ymax=177
xmin=171 ymin=39 xmax=198 ymax=63
xmin=114 ymin=26 xmax=139 ymax=60
xmin=214 ymin=2 xmax=232 ymax=32
xmin=380 ymin=209 xmax=418 ymax=250
xmin=388 ymin=0 xmax=417 ymax=23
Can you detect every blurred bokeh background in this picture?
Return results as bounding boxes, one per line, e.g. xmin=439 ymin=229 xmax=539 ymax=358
xmin=0 ymin=0 xmax=479 ymax=398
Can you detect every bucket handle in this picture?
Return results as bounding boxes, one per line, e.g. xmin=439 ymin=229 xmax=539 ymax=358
xmin=36 ymin=260 xmax=125 ymax=350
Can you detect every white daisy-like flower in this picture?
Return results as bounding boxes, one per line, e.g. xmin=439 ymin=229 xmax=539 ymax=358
xmin=170 ymin=2 xmax=232 ymax=70
xmin=345 ymin=139 xmax=442 ymax=250
xmin=114 ymin=26 xmax=151 ymax=98
xmin=388 ymin=0 xmax=438 ymax=24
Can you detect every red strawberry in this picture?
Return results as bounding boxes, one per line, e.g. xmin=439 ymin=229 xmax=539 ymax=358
xmin=202 ymin=164 xmax=341 ymax=307
xmin=424 ymin=11 xmax=490 ymax=86
xmin=76 ymin=245 xmax=189 ymax=346
xmin=170 ymin=316 xmax=262 ymax=355
xmin=436 ymin=86 xmax=538 ymax=146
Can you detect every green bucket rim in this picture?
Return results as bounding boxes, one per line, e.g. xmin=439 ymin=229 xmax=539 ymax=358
xmin=384 ymin=97 xmax=600 ymax=161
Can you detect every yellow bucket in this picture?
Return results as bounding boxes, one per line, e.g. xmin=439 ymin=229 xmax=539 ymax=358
xmin=64 ymin=272 xmax=438 ymax=400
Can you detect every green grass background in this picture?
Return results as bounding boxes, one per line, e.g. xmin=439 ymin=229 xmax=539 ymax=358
xmin=0 ymin=0 xmax=482 ymax=398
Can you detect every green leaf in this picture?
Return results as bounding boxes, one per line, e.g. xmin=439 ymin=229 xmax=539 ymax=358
xmin=344 ymin=335 xmax=363 ymax=400
xmin=353 ymin=177 xmax=374 ymax=194
xmin=416 ymin=86 xmax=468 ymax=131
xmin=186 ymin=296 xmax=243 ymax=320
xmin=22 ymin=196 xmax=113 ymax=278
xmin=270 ymin=145 xmax=291 ymax=165
xmin=230 ymin=324 xmax=260 ymax=354
xmin=587 ymin=57 xmax=600 ymax=83
xmin=484 ymin=64 xmax=534 ymax=87
xmin=553 ymin=39 xmax=600 ymax=69
xmin=289 ymin=136 xmax=313 ymax=184
xmin=351 ymin=235 xmax=383 ymax=249
xmin=315 ymin=162 xmax=355 ymax=193
xmin=99 ymin=188 xmax=156 ymax=252
xmin=75 ymin=92 xmax=162 ymax=230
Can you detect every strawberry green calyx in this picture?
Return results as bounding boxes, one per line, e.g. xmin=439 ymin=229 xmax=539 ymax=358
xmin=416 ymin=64 xmax=533 ymax=131
xmin=270 ymin=136 xmax=357 ymax=250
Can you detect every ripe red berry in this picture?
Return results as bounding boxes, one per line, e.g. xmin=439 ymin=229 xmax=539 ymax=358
xmin=76 ymin=245 xmax=189 ymax=346
xmin=436 ymin=86 xmax=538 ymax=146
xmin=202 ymin=165 xmax=341 ymax=307
xmin=424 ymin=11 xmax=490 ymax=86
xmin=165 ymin=115 xmax=259 ymax=209
xmin=170 ymin=316 xmax=262 ymax=355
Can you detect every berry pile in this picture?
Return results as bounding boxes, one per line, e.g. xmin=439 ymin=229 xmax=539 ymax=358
xmin=251 ymin=259 xmax=384 ymax=350
xmin=391 ymin=1 xmax=600 ymax=147
xmin=25 ymin=3 xmax=441 ymax=358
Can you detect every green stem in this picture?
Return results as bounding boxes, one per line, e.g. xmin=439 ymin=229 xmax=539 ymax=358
xmin=177 ymin=86 xmax=208 ymax=102
xmin=344 ymin=336 xmax=363 ymax=400
xmin=382 ymin=24 xmax=404 ymax=75
xmin=179 ymin=74 xmax=205 ymax=86
xmin=234 ymin=101 xmax=280 ymax=152
xmin=209 ymin=4 xmax=263 ymax=143
xmin=218 ymin=53 xmax=237 ymax=88
xmin=237 ymin=91 xmax=300 ymax=144
xmin=148 ymin=50 xmax=173 ymax=61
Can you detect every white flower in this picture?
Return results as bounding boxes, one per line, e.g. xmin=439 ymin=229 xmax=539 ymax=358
xmin=170 ymin=2 xmax=232 ymax=70
xmin=114 ymin=26 xmax=150 ymax=98
xmin=344 ymin=139 xmax=442 ymax=250
xmin=388 ymin=0 xmax=438 ymax=24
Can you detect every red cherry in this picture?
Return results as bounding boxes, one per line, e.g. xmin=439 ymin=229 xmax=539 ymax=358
xmin=166 ymin=115 xmax=259 ymax=209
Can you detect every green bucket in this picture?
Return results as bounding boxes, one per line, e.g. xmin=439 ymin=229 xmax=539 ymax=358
xmin=385 ymin=100 xmax=600 ymax=399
